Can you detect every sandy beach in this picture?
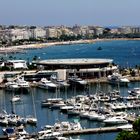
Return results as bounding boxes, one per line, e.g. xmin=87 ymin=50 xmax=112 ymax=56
xmin=1 ymin=38 xmax=140 ymax=54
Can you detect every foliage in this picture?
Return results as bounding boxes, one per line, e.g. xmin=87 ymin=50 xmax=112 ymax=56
xmin=133 ymin=118 xmax=140 ymax=134
xmin=0 ymin=66 xmax=10 ymax=71
xmin=116 ymin=118 xmax=140 ymax=140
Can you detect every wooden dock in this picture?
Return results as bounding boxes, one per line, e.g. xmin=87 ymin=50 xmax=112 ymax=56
xmin=62 ymin=126 xmax=121 ymax=136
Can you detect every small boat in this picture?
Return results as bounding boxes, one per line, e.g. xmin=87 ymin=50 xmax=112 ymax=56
xmin=15 ymin=125 xmax=28 ymax=136
xmin=51 ymin=101 xmax=66 ymax=109
xmin=55 ymin=136 xmax=69 ymax=140
xmin=0 ymin=117 xmax=8 ymax=126
xmin=60 ymin=106 xmax=74 ymax=113
xmin=128 ymin=87 xmax=140 ymax=96
xmin=2 ymin=127 xmax=15 ymax=136
xmin=41 ymin=98 xmax=63 ymax=107
xmin=11 ymin=95 xmax=21 ymax=102
xmin=123 ymin=95 xmax=139 ymax=100
xmin=26 ymin=115 xmax=37 ymax=124
xmin=38 ymin=131 xmax=61 ymax=140
xmin=117 ymin=124 xmax=133 ymax=130
xmin=3 ymin=125 xmax=28 ymax=136
xmin=97 ymin=47 xmax=102 ymax=50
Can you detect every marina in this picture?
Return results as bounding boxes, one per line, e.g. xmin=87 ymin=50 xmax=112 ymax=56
xmin=0 ymin=40 xmax=140 ymax=139
xmin=0 ymin=79 xmax=139 ymax=139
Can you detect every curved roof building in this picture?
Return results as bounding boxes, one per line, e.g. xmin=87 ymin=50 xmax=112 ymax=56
xmin=33 ymin=58 xmax=113 ymax=70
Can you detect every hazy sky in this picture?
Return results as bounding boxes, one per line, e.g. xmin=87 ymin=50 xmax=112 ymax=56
xmin=0 ymin=0 xmax=139 ymax=26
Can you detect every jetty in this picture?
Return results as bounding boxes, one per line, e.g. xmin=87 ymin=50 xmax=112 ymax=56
xmin=62 ymin=126 xmax=122 ymax=136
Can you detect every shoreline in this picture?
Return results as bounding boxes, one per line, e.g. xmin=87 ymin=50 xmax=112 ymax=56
xmin=1 ymin=38 xmax=140 ymax=54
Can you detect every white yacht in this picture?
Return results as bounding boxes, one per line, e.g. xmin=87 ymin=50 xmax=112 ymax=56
xmin=38 ymin=78 xmax=57 ymax=90
xmin=117 ymin=124 xmax=133 ymax=130
xmin=107 ymin=73 xmax=130 ymax=86
xmin=15 ymin=77 xmax=30 ymax=93
xmin=55 ymin=79 xmax=70 ymax=88
xmin=128 ymin=87 xmax=140 ymax=96
xmin=103 ymin=116 xmax=128 ymax=125
xmin=5 ymin=81 xmax=19 ymax=92
xmin=41 ymin=98 xmax=63 ymax=107
xmin=60 ymin=105 xmax=74 ymax=113
xmin=38 ymin=131 xmax=61 ymax=140
xmin=53 ymin=121 xmax=82 ymax=131
xmin=16 ymin=77 xmax=30 ymax=88
xmin=11 ymin=95 xmax=21 ymax=102
xmin=87 ymin=111 xmax=106 ymax=121
xmin=68 ymin=76 xmax=87 ymax=86
xmin=26 ymin=116 xmax=37 ymax=124
xmin=50 ymin=74 xmax=70 ymax=88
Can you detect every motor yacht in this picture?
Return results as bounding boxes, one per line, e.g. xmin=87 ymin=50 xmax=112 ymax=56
xmin=16 ymin=77 xmax=30 ymax=88
xmin=103 ymin=116 xmax=128 ymax=125
xmin=60 ymin=105 xmax=74 ymax=113
xmin=55 ymin=79 xmax=70 ymax=88
xmin=37 ymin=78 xmax=57 ymax=90
xmin=68 ymin=76 xmax=87 ymax=86
xmin=15 ymin=77 xmax=30 ymax=93
xmin=5 ymin=81 xmax=19 ymax=92
xmin=41 ymin=98 xmax=63 ymax=107
xmin=107 ymin=73 xmax=130 ymax=86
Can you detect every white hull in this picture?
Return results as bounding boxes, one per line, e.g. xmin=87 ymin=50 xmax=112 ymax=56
xmin=38 ymin=78 xmax=57 ymax=90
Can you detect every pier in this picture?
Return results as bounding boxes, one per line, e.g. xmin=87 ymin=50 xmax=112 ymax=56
xmin=62 ymin=126 xmax=122 ymax=136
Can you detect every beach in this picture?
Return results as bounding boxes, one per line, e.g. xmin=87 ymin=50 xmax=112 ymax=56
xmin=1 ymin=38 xmax=140 ymax=54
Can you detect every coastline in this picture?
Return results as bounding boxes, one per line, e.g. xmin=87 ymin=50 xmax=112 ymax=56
xmin=1 ymin=38 xmax=140 ymax=54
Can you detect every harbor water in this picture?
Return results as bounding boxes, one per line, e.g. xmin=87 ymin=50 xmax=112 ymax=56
xmin=0 ymin=81 xmax=140 ymax=139
xmin=6 ymin=40 xmax=140 ymax=67
xmin=1 ymin=40 xmax=140 ymax=139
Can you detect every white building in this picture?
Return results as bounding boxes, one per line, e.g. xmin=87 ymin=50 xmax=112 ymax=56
xmin=95 ymin=27 xmax=104 ymax=36
xmin=5 ymin=60 xmax=28 ymax=69
xmin=119 ymin=26 xmax=132 ymax=34
xmin=31 ymin=27 xmax=46 ymax=39
xmin=10 ymin=29 xmax=31 ymax=41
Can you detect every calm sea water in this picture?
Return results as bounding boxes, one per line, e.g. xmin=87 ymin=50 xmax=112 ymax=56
xmin=1 ymin=40 xmax=140 ymax=139
xmin=6 ymin=40 xmax=140 ymax=67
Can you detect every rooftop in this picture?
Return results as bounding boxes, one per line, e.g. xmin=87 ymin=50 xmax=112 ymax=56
xmin=35 ymin=58 xmax=113 ymax=65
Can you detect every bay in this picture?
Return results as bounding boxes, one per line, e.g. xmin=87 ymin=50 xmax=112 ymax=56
xmin=6 ymin=40 xmax=140 ymax=68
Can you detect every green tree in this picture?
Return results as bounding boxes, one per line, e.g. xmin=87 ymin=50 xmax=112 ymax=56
xmin=133 ymin=118 xmax=140 ymax=135
xmin=116 ymin=118 xmax=140 ymax=140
